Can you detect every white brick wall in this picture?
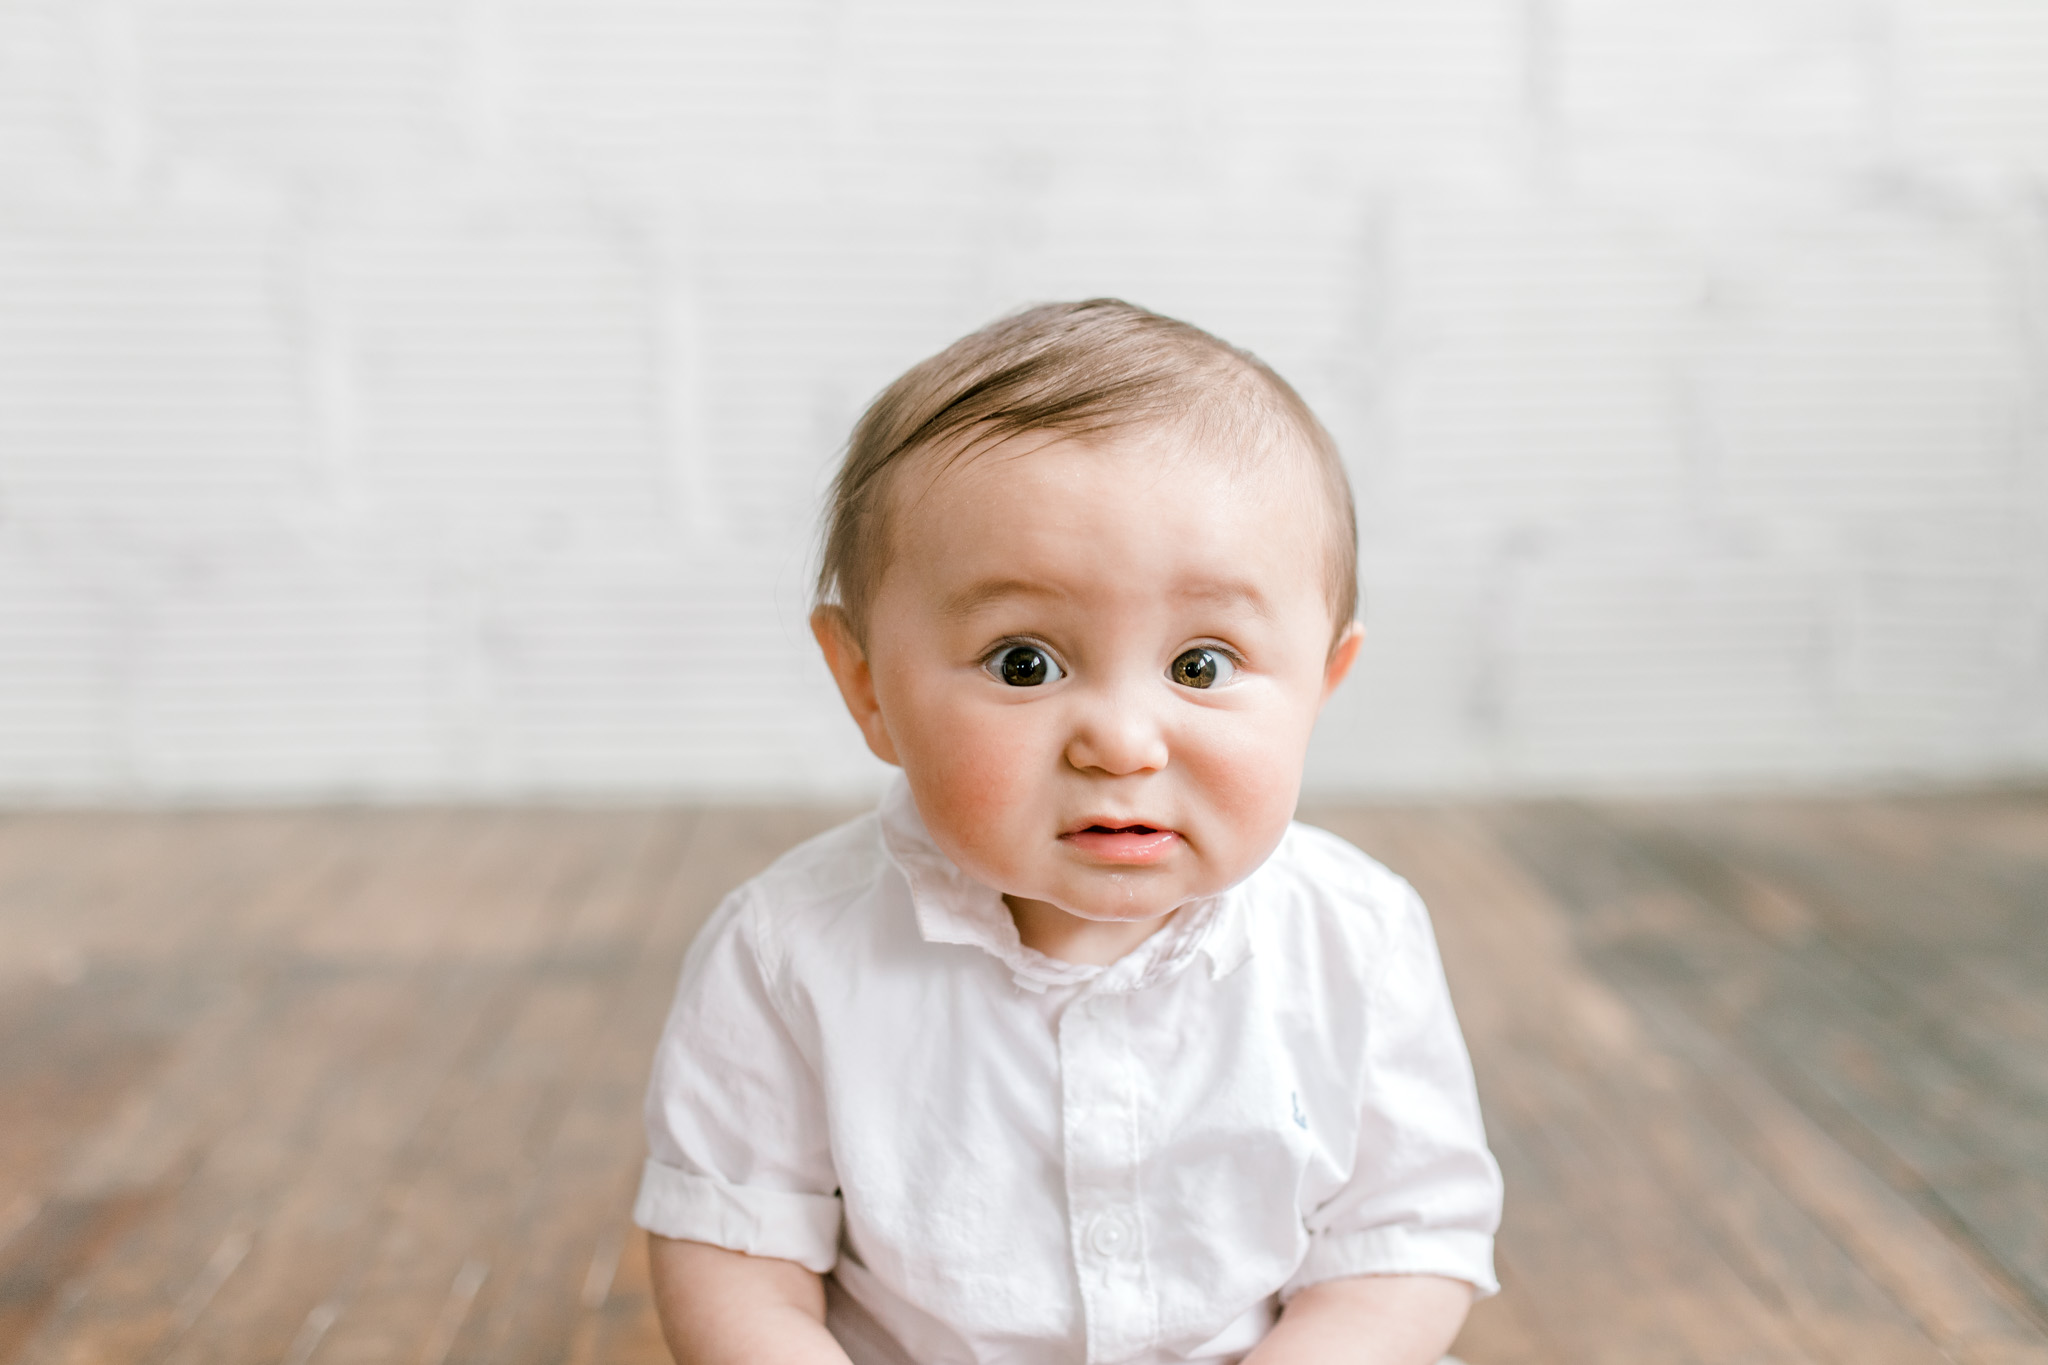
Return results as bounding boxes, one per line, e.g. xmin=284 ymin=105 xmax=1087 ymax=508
xmin=1 ymin=0 xmax=2044 ymax=799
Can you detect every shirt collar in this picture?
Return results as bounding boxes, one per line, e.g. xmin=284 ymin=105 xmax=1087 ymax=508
xmin=875 ymin=775 xmax=1254 ymax=994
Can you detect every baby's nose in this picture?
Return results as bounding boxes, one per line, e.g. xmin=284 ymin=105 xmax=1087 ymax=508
xmin=1063 ymin=693 xmax=1169 ymax=776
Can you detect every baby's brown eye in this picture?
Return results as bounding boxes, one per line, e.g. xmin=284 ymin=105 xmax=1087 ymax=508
xmin=1169 ymin=647 xmax=1235 ymax=689
xmin=987 ymin=644 xmax=1062 ymax=687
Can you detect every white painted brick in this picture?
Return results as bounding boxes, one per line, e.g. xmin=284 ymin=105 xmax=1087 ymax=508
xmin=1495 ymin=557 xmax=1837 ymax=785
xmin=1386 ymin=195 xmax=1701 ymax=524
xmin=1705 ymin=214 xmax=2023 ymax=513
xmin=0 ymin=2 xmax=100 ymax=184
xmin=334 ymin=226 xmax=664 ymax=537
xmin=834 ymin=1 xmax=1185 ymax=182
xmin=1555 ymin=0 xmax=1887 ymax=168
xmin=137 ymin=1 xmax=461 ymax=179
xmin=0 ymin=0 xmax=2044 ymax=799
xmin=0 ymin=223 xmax=307 ymax=518
xmin=0 ymin=532 xmax=129 ymax=793
xmin=1307 ymin=558 xmax=1501 ymax=792
xmin=481 ymin=548 xmax=874 ymax=794
xmin=1208 ymin=0 xmax=1523 ymax=182
xmin=1832 ymin=514 xmax=2039 ymax=766
xmin=506 ymin=0 xmax=830 ymax=190
xmin=1896 ymin=0 xmax=2048 ymax=183
xmin=129 ymin=538 xmax=449 ymax=793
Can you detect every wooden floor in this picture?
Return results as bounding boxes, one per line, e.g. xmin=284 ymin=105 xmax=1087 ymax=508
xmin=2 ymin=795 xmax=2045 ymax=1365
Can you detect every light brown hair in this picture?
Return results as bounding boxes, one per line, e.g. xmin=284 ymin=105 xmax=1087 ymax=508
xmin=815 ymin=299 xmax=1358 ymax=647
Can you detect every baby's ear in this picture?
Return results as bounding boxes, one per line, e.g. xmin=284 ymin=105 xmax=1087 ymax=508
xmin=810 ymin=606 xmax=900 ymax=765
xmin=1322 ymin=621 xmax=1365 ymax=700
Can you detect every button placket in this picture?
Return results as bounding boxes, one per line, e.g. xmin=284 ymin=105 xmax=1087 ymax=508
xmin=1059 ymin=989 xmax=1155 ymax=1363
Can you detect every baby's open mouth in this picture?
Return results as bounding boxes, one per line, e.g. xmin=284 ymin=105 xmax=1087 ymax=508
xmin=1060 ymin=823 xmax=1181 ymax=864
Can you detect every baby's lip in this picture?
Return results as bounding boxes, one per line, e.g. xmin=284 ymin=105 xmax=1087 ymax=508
xmin=1062 ymin=816 xmax=1173 ymax=837
xmin=1059 ymin=820 xmax=1182 ymax=865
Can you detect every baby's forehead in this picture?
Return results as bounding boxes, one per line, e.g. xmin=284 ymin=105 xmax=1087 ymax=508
xmin=884 ymin=421 xmax=1339 ymax=594
xmin=894 ymin=417 xmax=1321 ymax=517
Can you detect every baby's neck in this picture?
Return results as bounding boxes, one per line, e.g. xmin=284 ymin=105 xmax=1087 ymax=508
xmin=1003 ymin=895 xmax=1179 ymax=966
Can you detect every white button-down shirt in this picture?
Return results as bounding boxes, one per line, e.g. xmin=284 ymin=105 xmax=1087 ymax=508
xmin=636 ymin=779 xmax=1501 ymax=1365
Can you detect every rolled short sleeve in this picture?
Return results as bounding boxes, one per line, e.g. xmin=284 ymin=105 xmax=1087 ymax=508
xmin=635 ymin=889 xmax=843 ymax=1274
xmin=1285 ymin=885 xmax=1502 ymax=1301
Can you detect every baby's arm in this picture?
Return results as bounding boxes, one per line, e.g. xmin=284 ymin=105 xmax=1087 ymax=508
xmin=1244 ymin=1274 xmax=1472 ymax=1365
xmin=648 ymin=1236 xmax=854 ymax=1365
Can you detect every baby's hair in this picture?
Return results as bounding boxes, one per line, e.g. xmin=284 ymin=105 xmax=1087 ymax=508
xmin=815 ymin=298 xmax=1359 ymax=648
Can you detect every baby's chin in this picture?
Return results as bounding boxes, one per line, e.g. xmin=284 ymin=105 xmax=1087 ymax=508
xmin=996 ymin=873 xmax=1213 ymax=926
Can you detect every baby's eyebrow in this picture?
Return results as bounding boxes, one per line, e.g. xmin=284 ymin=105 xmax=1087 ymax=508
xmin=938 ymin=577 xmax=1067 ymax=617
xmin=1174 ymin=578 xmax=1278 ymax=619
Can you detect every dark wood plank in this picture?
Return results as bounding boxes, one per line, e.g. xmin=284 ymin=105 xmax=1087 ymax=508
xmin=0 ymin=812 xmax=357 ymax=1362
xmin=2 ymin=796 xmax=2044 ymax=1365
xmin=11 ymin=814 xmax=540 ymax=1365
xmin=280 ymin=811 xmax=658 ymax=1365
xmin=1478 ymin=799 xmax=2048 ymax=1353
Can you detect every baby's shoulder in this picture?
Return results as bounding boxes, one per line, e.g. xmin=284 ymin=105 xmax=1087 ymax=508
xmin=705 ymin=809 xmax=900 ymax=959
xmin=1247 ymin=821 xmax=1433 ymax=963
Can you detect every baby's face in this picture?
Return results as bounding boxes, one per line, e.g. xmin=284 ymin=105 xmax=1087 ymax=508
xmin=824 ymin=426 xmax=1360 ymax=933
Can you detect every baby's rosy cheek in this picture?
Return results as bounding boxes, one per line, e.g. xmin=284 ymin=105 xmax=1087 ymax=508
xmin=1204 ymin=734 xmax=1303 ymax=814
xmin=913 ymin=723 xmax=1035 ymax=830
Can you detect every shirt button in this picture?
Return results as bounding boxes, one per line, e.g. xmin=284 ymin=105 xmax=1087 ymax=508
xmin=1086 ymin=1212 xmax=1134 ymax=1259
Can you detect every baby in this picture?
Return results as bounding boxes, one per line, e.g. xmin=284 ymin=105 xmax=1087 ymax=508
xmin=637 ymin=300 xmax=1502 ymax=1365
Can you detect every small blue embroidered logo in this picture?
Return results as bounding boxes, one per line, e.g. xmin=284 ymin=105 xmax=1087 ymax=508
xmin=1290 ymin=1091 xmax=1308 ymax=1131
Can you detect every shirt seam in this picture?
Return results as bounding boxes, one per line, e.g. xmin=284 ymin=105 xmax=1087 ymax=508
xmin=735 ymin=883 xmax=811 ymax=1059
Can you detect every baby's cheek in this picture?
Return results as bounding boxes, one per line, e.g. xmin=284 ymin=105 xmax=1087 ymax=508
xmin=904 ymin=713 xmax=1044 ymax=869
xmin=1196 ymin=721 xmax=1308 ymax=834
